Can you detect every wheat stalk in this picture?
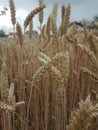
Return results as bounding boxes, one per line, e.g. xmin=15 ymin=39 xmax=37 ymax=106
xmin=83 ymin=19 xmax=88 ymax=39
xmin=29 ymin=20 xmax=33 ymax=40
xmin=46 ymin=16 xmax=51 ymax=41
xmin=0 ymin=62 xmax=8 ymax=100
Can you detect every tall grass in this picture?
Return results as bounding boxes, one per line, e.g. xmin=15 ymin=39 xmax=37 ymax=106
xmin=0 ymin=0 xmax=98 ymax=130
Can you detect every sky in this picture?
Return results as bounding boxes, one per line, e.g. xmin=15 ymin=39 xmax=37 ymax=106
xmin=0 ymin=0 xmax=98 ymax=33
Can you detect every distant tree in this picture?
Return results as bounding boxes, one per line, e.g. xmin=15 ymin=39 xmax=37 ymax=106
xmin=93 ymin=15 xmax=98 ymax=22
xmin=85 ymin=15 xmax=98 ymax=30
xmin=0 ymin=30 xmax=8 ymax=37
xmin=90 ymin=15 xmax=98 ymax=26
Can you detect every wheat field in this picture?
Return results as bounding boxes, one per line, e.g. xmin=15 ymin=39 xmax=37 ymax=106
xmin=0 ymin=0 xmax=98 ymax=130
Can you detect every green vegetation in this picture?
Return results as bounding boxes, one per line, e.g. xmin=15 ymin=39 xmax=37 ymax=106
xmin=0 ymin=30 xmax=8 ymax=37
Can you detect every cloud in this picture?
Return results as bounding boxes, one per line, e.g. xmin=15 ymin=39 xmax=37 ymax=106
xmin=0 ymin=0 xmax=98 ymax=33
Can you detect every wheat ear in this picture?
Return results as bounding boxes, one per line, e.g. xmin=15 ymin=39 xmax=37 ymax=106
xmin=16 ymin=22 xmax=23 ymax=46
xmin=88 ymin=33 xmax=98 ymax=57
xmin=24 ymin=5 xmax=46 ymax=30
xmin=39 ymin=0 xmax=44 ymax=24
xmin=77 ymin=44 xmax=98 ymax=71
xmin=7 ymin=83 xmax=16 ymax=106
xmin=0 ymin=83 xmax=25 ymax=112
xmin=81 ymin=67 xmax=98 ymax=82
xmin=9 ymin=0 xmax=16 ymax=25
xmin=32 ymin=63 xmax=51 ymax=83
xmin=61 ymin=4 xmax=71 ymax=35
xmin=51 ymin=2 xmax=58 ymax=24
xmin=9 ymin=0 xmax=16 ymax=32
xmin=66 ymin=95 xmax=98 ymax=130
xmin=51 ymin=17 xmax=59 ymax=55
xmin=61 ymin=4 xmax=66 ymax=23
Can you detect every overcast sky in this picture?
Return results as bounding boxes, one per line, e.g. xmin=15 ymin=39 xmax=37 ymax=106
xmin=0 ymin=0 xmax=98 ymax=33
